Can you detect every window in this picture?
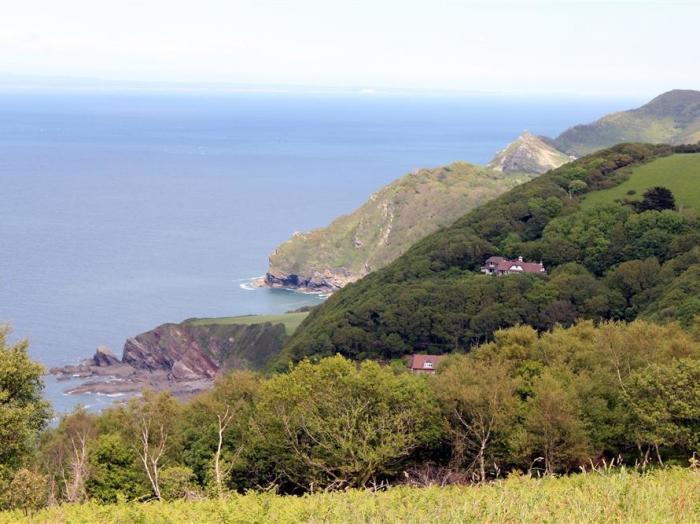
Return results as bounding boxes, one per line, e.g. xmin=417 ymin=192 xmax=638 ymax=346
xmin=424 ymin=361 xmax=434 ymax=369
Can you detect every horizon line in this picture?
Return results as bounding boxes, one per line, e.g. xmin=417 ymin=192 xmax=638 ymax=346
xmin=0 ymin=74 xmax=664 ymax=100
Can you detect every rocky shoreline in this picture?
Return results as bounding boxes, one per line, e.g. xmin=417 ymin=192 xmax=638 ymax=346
xmin=50 ymin=318 xmax=292 ymax=400
xmin=256 ymin=272 xmax=353 ymax=294
xmin=50 ymin=346 xmax=214 ymax=399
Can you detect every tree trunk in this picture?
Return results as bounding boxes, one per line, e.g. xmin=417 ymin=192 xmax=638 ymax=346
xmin=654 ymin=443 xmax=664 ymax=466
xmin=478 ymin=442 xmax=486 ymax=482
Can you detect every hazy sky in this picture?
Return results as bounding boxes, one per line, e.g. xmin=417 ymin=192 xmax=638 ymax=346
xmin=1 ymin=0 xmax=698 ymax=96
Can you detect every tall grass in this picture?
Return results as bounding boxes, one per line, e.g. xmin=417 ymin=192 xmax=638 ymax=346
xmin=3 ymin=467 xmax=699 ymax=523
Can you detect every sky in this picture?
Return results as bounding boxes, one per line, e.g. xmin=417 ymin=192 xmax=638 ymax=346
xmin=1 ymin=0 xmax=698 ymax=96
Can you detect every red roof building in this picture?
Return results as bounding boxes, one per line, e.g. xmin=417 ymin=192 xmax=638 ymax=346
xmin=481 ymin=256 xmax=545 ymax=276
xmin=405 ymin=354 xmax=445 ymax=374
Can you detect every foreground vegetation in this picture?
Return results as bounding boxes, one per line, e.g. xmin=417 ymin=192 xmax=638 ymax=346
xmin=2 ymin=467 xmax=699 ymax=523
xmin=4 ymin=317 xmax=700 ymax=515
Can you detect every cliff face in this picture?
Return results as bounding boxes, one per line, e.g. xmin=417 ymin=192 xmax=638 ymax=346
xmin=266 ymin=162 xmax=534 ymax=292
xmin=122 ymin=320 xmax=289 ymax=378
xmin=50 ymin=315 xmax=301 ymax=398
xmin=487 ymin=132 xmax=572 ymax=174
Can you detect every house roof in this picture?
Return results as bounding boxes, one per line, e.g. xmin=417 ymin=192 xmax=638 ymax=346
xmin=406 ymin=354 xmax=445 ymax=371
xmin=484 ymin=256 xmax=545 ymax=274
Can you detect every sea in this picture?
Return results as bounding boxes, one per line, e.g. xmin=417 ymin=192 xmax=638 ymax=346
xmin=0 ymin=90 xmax=639 ymax=414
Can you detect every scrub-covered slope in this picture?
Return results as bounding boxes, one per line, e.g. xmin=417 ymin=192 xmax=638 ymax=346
xmin=282 ymin=143 xmax=700 ymax=364
xmin=266 ymin=162 xmax=534 ymax=292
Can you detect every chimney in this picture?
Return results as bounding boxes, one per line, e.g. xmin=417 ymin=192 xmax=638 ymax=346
xmin=518 ymin=256 xmax=523 ymax=262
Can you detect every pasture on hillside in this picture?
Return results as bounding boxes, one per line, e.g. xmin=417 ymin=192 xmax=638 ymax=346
xmin=185 ymin=312 xmax=309 ymax=336
xmin=583 ymin=153 xmax=700 ymax=211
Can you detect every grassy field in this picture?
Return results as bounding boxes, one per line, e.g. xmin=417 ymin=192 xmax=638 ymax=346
xmin=184 ymin=312 xmax=309 ymax=336
xmin=583 ymin=153 xmax=700 ymax=211
xmin=4 ymin=468 xmax=700 ymax=523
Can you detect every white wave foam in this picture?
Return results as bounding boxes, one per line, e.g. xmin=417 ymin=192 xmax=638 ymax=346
xmin=231 ymin=275 xmax=265 ymax=283
xmin=96 ymin=392 xmax=127 ymax=398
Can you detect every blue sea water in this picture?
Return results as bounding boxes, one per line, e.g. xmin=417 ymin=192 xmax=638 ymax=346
xmin=0 ymin=91 xmax=639 ymax=413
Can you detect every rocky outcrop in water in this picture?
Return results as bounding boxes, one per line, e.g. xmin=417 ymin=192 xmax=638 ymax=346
xmin=50 ymin=318 xmax=292 ymax=398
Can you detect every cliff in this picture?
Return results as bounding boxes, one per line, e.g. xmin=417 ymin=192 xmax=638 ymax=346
xmin=266 ymin=162 xmax=534 ymax=292
xmin=51 ymin=313 xmax=307 ymax=396
xmin=487 ymin=131 xmax=572 ymax=174
xmin=122 ymin=320 xmax=289 ymax=378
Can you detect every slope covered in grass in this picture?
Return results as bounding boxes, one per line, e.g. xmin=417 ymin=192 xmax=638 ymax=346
xmin=185 ymin=312 xmax=309 ymax=336
xmin=553 ymin=89 xmax=700 ymax=156
xmin=3 ymin=468 xmax=699 ymax=523
xmin=583 ymin=153 xmax=700 ymax=211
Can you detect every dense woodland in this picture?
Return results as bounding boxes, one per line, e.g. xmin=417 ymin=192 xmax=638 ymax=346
xmin=3 ymin=142 xmax=700 ymax=515
xmin=3 ymin=317 xmax=700 ymax=512
xmin=284 ymin=143 xmax=700 ymax=363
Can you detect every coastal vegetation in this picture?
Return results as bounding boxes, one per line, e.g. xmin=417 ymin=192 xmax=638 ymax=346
xmin=284 ymin=143 xmax=700 ymax=363
xmin=266 ymin=90 xmax=700 ymax=296
xmin=266 ymin=162 xmax=534 ymax=292
xmin=5 ymin=317 xmax=700 ymax=517
xmin=553 ymin=89 xmax=700 ymax=155
xmin=2 ymin=140 xmax=700 ymax=519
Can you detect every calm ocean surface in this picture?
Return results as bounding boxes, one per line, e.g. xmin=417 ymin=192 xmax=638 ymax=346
xmin=0 ymin=91 xmax=638 ymax=413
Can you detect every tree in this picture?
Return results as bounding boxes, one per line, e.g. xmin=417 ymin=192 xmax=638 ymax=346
xmin=433 ymin=356 xmax=517 ymax=481
xmin=251 ymin=356 xmax=443 ymax=491
xmin=634 ymin=186 xmax=676 ymax=212
xmin=567 ymin=179 xmax=588 ymax=199
xmin=159 ymin=466 xmax=196 ymax=501
xmin=522 ymin=371 xmax=590 ymax=474
xmin=4 ymin=468 xmax=48 ymax=515
xmin=42 ymin=408 xmax=96 ymax=503
xmin=124 ymin=390 xmax=181 ymax=500
xmin=179 ymin=371 xmax=259 ymax=494
xmin=212 ymin=404 xmax=238 ymax=498
xmin=624 ymin=359 xmax=700 ymax=464
xmin=86 ymin=433 xmax=145 ymax=502
xmin=0 ymin=326 xmax=51 ymax=471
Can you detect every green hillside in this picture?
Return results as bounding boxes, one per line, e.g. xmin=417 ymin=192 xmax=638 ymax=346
xmin=283 ymin=143 xmax=700 ymax=364
xmin=583 ymin=152 xmax=700 ymax=211
xmin=553 ymin=90 xmax=700 ymax=156
xmin=265 ymin=91 xmax=700 ymax=295
xmin=266 ymin=162 xmax=534 ymax=291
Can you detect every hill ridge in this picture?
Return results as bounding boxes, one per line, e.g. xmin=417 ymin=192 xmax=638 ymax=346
xmin=282 ymin=143 xmax=700 ymax=364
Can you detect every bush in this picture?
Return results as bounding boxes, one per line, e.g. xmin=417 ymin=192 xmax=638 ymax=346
xmin=160 ymin=466 xmax=197 ymax=501
xmin=4 ymin=468 xmax=47 ymax=515
xmin=249 ymin=356 xmax=444 ymax=491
